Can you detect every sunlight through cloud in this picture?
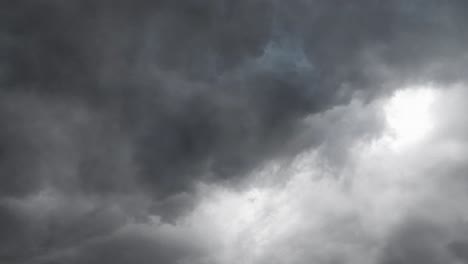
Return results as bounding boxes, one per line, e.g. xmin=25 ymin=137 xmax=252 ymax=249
xmin=384 ymin=86 xmax=438 ymax=149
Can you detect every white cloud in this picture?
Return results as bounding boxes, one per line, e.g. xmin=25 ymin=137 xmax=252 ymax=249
xmin=384 ymin=85 xmax=439 ymax=150
xmin=157 ymin=83 xmax=468 ymax=264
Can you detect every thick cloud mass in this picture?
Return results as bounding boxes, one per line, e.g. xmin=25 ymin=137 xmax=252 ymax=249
xmin=1 ymin=1 xmax=468 ymax=263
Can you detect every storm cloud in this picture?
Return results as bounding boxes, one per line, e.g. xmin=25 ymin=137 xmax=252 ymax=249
xmin=1 ymin=0 xmax=468 ymax=263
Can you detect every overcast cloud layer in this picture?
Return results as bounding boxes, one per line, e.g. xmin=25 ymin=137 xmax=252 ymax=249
xmin=2 ymin=1 xmax=468 ymax=264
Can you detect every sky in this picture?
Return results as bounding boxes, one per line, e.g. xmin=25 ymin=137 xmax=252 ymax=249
xmin=1 ymin=1 xmax=468 ymax=263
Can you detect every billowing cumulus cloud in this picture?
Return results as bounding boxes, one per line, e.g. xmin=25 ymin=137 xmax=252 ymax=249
xmin=1 ymin=1 xmax=468 ymax=264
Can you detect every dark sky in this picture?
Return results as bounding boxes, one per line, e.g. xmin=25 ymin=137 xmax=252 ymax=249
xmin=1 ymin=1 xmax=468 ymax=263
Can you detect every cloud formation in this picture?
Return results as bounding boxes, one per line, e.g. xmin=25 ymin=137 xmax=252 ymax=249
xmin=1 ymin=1 xmax=468 ymax=263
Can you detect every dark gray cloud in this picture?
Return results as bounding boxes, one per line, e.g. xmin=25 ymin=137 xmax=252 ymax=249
xmin=1 ymin=0 xmax=466 ymax=198
xmin=378 ymin=202 xmax=468 ymax=264
xmin=1 ymin=0 xmax=468 ymax=263
xmin=379 ymin=218 xmax=456 ymax=264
